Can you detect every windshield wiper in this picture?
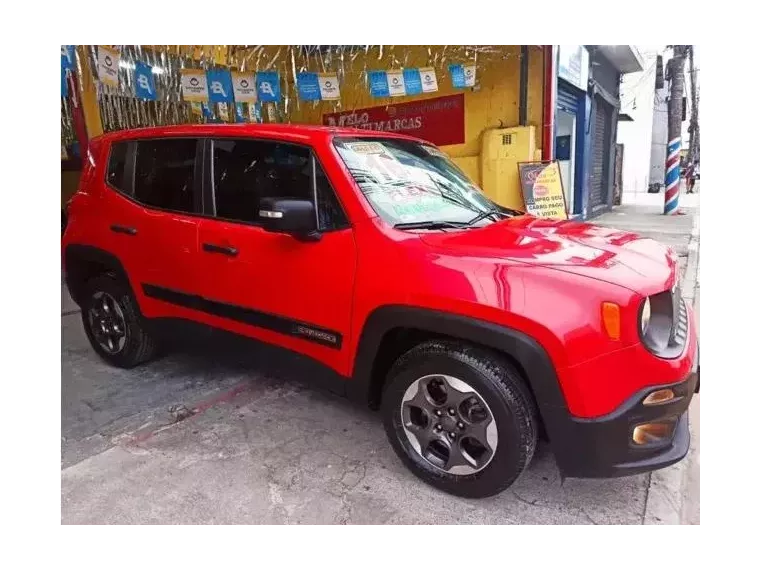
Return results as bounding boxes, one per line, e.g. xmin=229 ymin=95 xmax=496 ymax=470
xmin=384 ymin=179 xmax=480 ymax=214
xmin=466 ymin=209 xmax=505 ymax=226
xmin=393 ymin=220 xmax=468 ymax=230
xmin=423 ymin=177 xmax=481 ymax=213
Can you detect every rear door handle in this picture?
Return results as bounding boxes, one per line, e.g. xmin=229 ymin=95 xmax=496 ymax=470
xmin=202 ymin=243 xmax=238 ymax=257
xmin=110 ymin=224 xmax=137 ymax=236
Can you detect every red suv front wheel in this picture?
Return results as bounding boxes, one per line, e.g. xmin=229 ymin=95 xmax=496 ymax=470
xmin=382 ymin=340 xmax=539 ymax=498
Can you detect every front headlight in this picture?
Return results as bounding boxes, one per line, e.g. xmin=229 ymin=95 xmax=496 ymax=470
xmin=639 ymin=288 xmax=685 ymax=358
xmin=640 ymin=297 xmax=651 ymax=335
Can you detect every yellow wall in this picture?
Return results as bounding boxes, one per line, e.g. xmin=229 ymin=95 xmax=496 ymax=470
xmin=75 ymin=46 xmax=103 ymax=139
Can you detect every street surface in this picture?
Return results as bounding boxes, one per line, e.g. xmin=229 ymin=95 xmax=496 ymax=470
xmin=61 ymin=195 xmax=699 ymax=524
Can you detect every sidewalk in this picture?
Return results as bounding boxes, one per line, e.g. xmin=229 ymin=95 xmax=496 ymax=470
xmin=593 ymin=193 xmax=700 ymax=525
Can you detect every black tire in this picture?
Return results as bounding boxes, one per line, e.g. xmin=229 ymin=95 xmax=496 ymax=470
xmin=382 ymin=340 xmax=538 ymax=498
xmin=81 ymin=274 xmax=158 ymax=368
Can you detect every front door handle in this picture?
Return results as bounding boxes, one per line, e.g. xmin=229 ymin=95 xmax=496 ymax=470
xmin=202 ymin=243 xmax=238 ymax=257
xmin=110 ymin=224 xmax=137 ymax=236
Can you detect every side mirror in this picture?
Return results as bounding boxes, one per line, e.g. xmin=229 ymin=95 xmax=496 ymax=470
xmin=258 ymin=197 xmax=320 ymax=241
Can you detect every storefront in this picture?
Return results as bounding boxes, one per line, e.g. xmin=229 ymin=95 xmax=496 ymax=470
xmin=588 ymin=93 xmax=615 ymax=214
xmin=61 ymin=45 xmax=552 ymax=214
xmin=553 ymin=45 xmax=643 ymax=219
xmin=555 ymin=45 xmax=589 ymax=218
xmin=586 ymin=46 xmax=643 ymax=217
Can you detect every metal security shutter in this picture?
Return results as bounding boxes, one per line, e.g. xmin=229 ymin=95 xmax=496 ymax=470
xmin=589 ymin=97 xmax=611 ymax=211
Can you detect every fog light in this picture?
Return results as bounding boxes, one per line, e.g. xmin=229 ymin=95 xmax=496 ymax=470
xmin=642 ymin=388 xmax=676 ymax=406
xmin=632 ymin=420 xmax=676 ymax=445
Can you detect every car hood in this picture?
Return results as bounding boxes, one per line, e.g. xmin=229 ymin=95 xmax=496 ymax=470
xmin=419 ymin=216 xmax=677 ymax=295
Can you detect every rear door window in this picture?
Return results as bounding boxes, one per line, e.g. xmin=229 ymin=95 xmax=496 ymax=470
xmin=106 ymin=141 xmax=129 ymax=194
xmin=134 ymin=139 xmax=198 ymax=214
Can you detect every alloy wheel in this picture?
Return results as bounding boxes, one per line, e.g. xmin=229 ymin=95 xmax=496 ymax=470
xmin=400 ymin=374 xmax=498 ymax=475
xmin=87 ymin=291 xmax=128 ymax=354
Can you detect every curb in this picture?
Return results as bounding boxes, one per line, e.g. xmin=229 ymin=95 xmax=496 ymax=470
xmin=643 ymin=211 xmax=699 ymax=525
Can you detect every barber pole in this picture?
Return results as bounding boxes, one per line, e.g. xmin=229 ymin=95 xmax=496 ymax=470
xmin=664 ymin=137 xmax=681 ymax=215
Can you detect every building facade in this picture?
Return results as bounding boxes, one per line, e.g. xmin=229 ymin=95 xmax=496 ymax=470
xmin=554 ymin=45 xmax=643 ymax=219
xmin=555 ymin=45 xmax=589 ymax=217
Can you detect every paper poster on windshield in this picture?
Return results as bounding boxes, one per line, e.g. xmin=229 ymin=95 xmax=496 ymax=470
xmin=345 ymin=142 xmax=389 ymax=155
xmin=345 ymin=141 xmax=407 ymax=181
xmin=518 ymin=161 xmax=568 ymax=220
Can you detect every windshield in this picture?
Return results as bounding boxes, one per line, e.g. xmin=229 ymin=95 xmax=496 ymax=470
xmin=334 ymin=137 xmax=519 ymax=227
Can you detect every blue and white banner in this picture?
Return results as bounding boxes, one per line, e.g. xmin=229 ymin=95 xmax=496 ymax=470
xmin=256 ymin=71 xmax=281 ymax=102
xmin=181 ymin=70 xmax=209 ymax=102
xmin=235 ymin=102 xmax=245 ymax=123
xmin=368 ymin=70 xmax=390 ymax=97
xmin=297 ymin=72 xmax=340 ymax=101
xmin=317 ymin=73 xmax=340 ymax=100
xmin=218 ymin=102 xmax=230 ymax=121
xmin=61 ymin=45 xmax=75 ymax=98
xmin=206 ymin=69 xmax=234 ymax=103
xmin=419 ymin=67 xmax=439 ymax=93
xmin=369 ymin=68 xmax=437 ymax=98
xmin=61 ymin=66 xmax=68 ymax=98
xmin=449 ymin=63 xmax=476 ymax=88
xmin=297 ymin=72 xmax=321 ymax=101
xmin=134 ymin=61 xmax=156 ymax=101
xmin=386 ymin=70 xmax=406 ymax=97
xmin=403 ymin=69 xmax=423 ymax=95
xmin=369 ymin=69 xmax=406 ymax=97
xmin=61 ymin=46 xmax=75 ymax=71
xmin=248 ymin=102 xmax=263 ymax=123
xmin=231 ymin=72 xmax=257 ymax=103
xmin=97 ymin=45 xmax=120 ymax=88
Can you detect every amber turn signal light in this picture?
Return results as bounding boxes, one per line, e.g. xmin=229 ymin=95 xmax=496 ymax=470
xmin=632 ymin=421 xmax=676 ymax=445
xmin=601 ymin=302 xmax=621 ymax=340
xmin=642 ymin=389 xmax=676 ymax=406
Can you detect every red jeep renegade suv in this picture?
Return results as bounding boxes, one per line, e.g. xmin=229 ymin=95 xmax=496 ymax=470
xmin=63 ymin=124 xmax=699 ymax=498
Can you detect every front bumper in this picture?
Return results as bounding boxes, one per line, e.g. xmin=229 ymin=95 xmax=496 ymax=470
xmin=550 ymin=344 xmax=699 ymax=479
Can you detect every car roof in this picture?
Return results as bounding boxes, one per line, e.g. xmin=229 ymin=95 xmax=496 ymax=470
xmin=94 ymin=123 xmax=429 ymax=146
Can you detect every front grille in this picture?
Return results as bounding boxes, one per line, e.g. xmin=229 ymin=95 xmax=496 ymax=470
xmin=641 ymin=286 xmax=688 ymax=359
xmin=673 ymin=296 xmax=688 ymax=347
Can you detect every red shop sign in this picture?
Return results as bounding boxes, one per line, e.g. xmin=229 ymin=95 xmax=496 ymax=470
xmin=323 ymin=93 xmax=465 ymax=147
